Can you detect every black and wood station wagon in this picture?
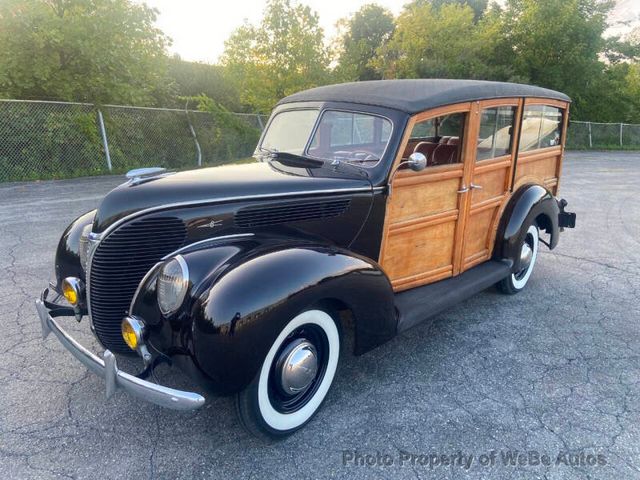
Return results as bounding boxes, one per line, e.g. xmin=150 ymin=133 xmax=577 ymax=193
xmin=36 ymin=80 xmax=576 ymax=438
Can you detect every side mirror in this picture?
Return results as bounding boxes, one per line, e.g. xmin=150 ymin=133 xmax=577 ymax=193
xmin=407 ymin=152 xmax=427 ymax=172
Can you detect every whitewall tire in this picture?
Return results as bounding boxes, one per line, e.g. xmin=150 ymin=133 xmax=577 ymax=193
xmin=498 ymin=224 xmax=539 ymax=294
xmin=235 ymin=309 xmax=340 ymax=439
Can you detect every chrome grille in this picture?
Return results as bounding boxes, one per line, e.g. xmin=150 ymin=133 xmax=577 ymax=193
xmin=89 ymin=216 xmax=187 ymax=352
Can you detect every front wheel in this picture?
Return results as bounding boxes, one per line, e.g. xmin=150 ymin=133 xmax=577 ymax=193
xmin=235 ymin=309 xmax=340 ymax=440
xmin=497 ymin=224 xmax=540 ymax=294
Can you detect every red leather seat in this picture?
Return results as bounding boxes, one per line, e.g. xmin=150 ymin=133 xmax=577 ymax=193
xmin=447 ymin=137 xmax=460 ymax=145
xmin=413 ymin=141 xmax=438 ymax=163
xmin=439 ymin=136 xmax=451 ymax=144
xmin=431 ymin=144 xmax=459 ymax=165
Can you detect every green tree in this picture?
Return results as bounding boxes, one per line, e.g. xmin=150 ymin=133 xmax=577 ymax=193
xmin=374 ymin=2 xmax=499 ymax=79
xmin=491 ymin=0 xmax=614 ymax=119
xmin=431 ymin=0 xmax=488 ymax=22
xmin=334 ymin=4 xmax=395 ymax=81
xmin=167 ymin=56 xmax=242 ymax=111
xmin=0 ymin=0 xmax=170 ymax=105
xmin=221 ymin=0 xmax=330 ymax=113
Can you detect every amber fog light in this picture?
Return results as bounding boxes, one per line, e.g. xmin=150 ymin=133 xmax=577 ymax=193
xmin=121 ymin=316 xmax=146 ymax=351
xmin=62 ymin=277 xmax=84 ymax=306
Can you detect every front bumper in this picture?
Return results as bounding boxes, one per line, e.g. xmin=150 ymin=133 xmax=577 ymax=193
xmin=35 ymin=292 xmax=205 ymax=411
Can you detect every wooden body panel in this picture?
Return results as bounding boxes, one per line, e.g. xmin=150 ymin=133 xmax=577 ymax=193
xmin=379 ymin=96 xmax=570 ymax=292
xmin=513 ymin=146 xmax=562 ymax=194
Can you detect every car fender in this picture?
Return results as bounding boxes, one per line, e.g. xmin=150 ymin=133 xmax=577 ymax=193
xmin=55 ymin=209 xmax=96 ymax=289
xmin=495 ymin=184 xmax=560 ymax=270
xmin=135 ymin=236 xmax=396 ymax=395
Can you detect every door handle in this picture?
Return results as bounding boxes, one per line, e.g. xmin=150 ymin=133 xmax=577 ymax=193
xmin=457 ymin=185 xmax=469 ymax=193
xmin=470 ymin=183 xmax=483 ymax=190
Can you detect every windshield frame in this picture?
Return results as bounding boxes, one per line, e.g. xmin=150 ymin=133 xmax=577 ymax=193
xmin=258 ymin=106 xmax=395 ymax=170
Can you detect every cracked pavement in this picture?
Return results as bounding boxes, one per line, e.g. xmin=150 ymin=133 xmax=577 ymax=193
xmin=1 ymin=151 xmax=639 ymax=479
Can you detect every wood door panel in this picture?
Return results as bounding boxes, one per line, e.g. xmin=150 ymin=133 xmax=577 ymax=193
xmin=384 ymin=219 xmax=456 ymax=289
xmin=462 ymin=206 xmax=497 ymax=268
xmin=388 ymin=175 xmax=461 ymax=224
xmin=470 ymin=166 xmax=508 ymax=203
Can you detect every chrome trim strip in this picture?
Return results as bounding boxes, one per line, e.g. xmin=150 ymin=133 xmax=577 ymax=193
xmin=92 ymin=187 xmax=383 ymax=241
xmin=161 ymin=233 xmax=255 ymax=260
xmin=85 ymin=232 xmax=100 ymax=332
xmin=36 ymin=299 xmax=205 ymax=411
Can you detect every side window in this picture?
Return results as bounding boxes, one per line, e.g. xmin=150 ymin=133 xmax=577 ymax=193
xmin=476 ymin=106 xmax=516 ymax=161
xmin=407 ymin=113 xmax=466 ymax=167
xmin=519 ymin=105 xmax=564 ymax=152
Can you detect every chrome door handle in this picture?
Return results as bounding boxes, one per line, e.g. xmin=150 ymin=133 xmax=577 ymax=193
xmin=457 ymin=185 xmax=469 ymax=193
xmin=470 ymin=183 xmax=483 ymax=190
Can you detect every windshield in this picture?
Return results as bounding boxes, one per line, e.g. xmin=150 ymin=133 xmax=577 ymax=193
xmin=259 ymin=109 xmax=392 ymax=168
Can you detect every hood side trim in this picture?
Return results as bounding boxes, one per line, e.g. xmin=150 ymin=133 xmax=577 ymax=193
xmin=94 ymin=186 xmax=385 ymax=240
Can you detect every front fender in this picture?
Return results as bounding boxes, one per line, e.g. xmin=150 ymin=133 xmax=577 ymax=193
xmin=136 ymin=236 xmax=396 ymax=395
xmin=495 ymin=184 xmax=560 ymax=270
xmin=54 ymin=209 xmax=96 ymax=290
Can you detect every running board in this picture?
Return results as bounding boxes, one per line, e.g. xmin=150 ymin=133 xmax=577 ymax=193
xmin=395 ymin=259 xmax=513 ymax=334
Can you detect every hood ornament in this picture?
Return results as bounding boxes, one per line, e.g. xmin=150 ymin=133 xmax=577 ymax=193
xmin=126 ymin=167 xmax=169 ymax=185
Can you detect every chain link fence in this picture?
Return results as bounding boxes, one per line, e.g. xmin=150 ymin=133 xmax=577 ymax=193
xmin=0 ymin=99 xmax=638 ymax=183
xmin=0 ymin=99 xmax=268 ymax=182
xmin=566 ymin=120 xmax=640 ymax=150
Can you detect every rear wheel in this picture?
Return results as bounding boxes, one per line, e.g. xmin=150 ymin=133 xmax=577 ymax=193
xmin=497 ymin=224 xmax=539 ymax=294
xmin=235 ymin=309 xmax=340 ymax=440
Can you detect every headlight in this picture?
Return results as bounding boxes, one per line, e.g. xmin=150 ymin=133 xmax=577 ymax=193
xmin=157 ymin=255 xmax=189 ymax=316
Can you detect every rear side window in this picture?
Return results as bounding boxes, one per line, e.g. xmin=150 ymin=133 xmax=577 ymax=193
xmin=519 ymin=105 xmax=564 ymax=152
xmin=476 ymin=106 xmax=517 ymax=161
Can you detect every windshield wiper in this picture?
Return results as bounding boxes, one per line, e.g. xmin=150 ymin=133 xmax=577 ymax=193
xmin=255 ymin=146 xmax=370 ymax=179
xmin=255 ymin=147 xmax=324 ymax=168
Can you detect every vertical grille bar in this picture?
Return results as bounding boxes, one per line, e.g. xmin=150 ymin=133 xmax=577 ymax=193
xmin=89 ymin=216 xmax=186 ymax=352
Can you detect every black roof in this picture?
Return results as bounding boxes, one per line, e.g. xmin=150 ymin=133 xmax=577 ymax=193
xmin=277 ymin=79 xmax=570 ymax=114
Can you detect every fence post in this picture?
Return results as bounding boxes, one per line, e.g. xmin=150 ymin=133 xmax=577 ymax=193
xmin=256 ymin=114 xmax=264 ymax=131
xmin=97 ymin=109 xmax=112 ymax=172
xmin=588 ymin=122 xmax=593 ymax=148
xmin=620 ymin=123 xmax=624 ymax=147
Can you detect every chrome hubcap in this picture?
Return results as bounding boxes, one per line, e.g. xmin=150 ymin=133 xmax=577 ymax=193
xmin=278 ymin=339 xmax=318 ymax=395
xmin=519 ymin=242 xmax=533 ymax=272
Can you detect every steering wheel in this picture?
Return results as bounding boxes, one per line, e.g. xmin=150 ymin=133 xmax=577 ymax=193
xmin=334 ymin=150 xmax=379 ymax=163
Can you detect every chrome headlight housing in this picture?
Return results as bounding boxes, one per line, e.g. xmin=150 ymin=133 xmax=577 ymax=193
xmin=78 ymin=224 xmax=92 ymax=272
xmin=157 ymin=255 xmax=189 ymax=316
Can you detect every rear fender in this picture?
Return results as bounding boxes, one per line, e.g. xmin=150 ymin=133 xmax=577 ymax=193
xmin=495 ymin=184 xmax=560 ymax=271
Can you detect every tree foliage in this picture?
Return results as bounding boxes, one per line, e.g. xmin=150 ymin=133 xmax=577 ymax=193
xmin=1 ymin=0 xmax=640 ymax=124
xmin=167 ymin=57 xmax=242 ymax=111
xmin=221 ymin=0 xmax=330 ymax=113
xmin=374 ymin=2 xmax=501 ymax=80
xmin=334 ymin=4 xmax=395 ymax=82
xmin=0 ymin=0 xmax=170 ymax=105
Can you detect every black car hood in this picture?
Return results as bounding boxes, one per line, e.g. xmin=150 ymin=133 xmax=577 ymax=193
xmin=93 ymin=162 xmax=372 ymax=233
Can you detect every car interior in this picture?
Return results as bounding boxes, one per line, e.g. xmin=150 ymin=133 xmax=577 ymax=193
xmin=402 ymin=113 xmax=465 ymax=167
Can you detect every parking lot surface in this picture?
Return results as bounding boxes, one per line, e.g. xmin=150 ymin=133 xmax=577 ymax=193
xmin=1 ymin=151 xmax=639 ymax=479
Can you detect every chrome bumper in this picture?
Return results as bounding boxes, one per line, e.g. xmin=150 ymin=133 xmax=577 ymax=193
xmin=35 ymin=298 xmax=205 ymax=411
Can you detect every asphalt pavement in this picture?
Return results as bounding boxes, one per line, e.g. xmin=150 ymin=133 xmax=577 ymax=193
xmin=1 ymin=151 xmax=639 ymax=479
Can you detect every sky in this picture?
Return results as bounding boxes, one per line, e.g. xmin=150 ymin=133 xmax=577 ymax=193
xmin=140 ymin=0 xmax=638 ymax=64
xmin=140 ymin=0 xmax=405 ymax=63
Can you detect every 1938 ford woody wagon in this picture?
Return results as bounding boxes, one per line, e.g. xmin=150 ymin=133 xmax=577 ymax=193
xmin=36 ymin=80 xmax=576 ymax=438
